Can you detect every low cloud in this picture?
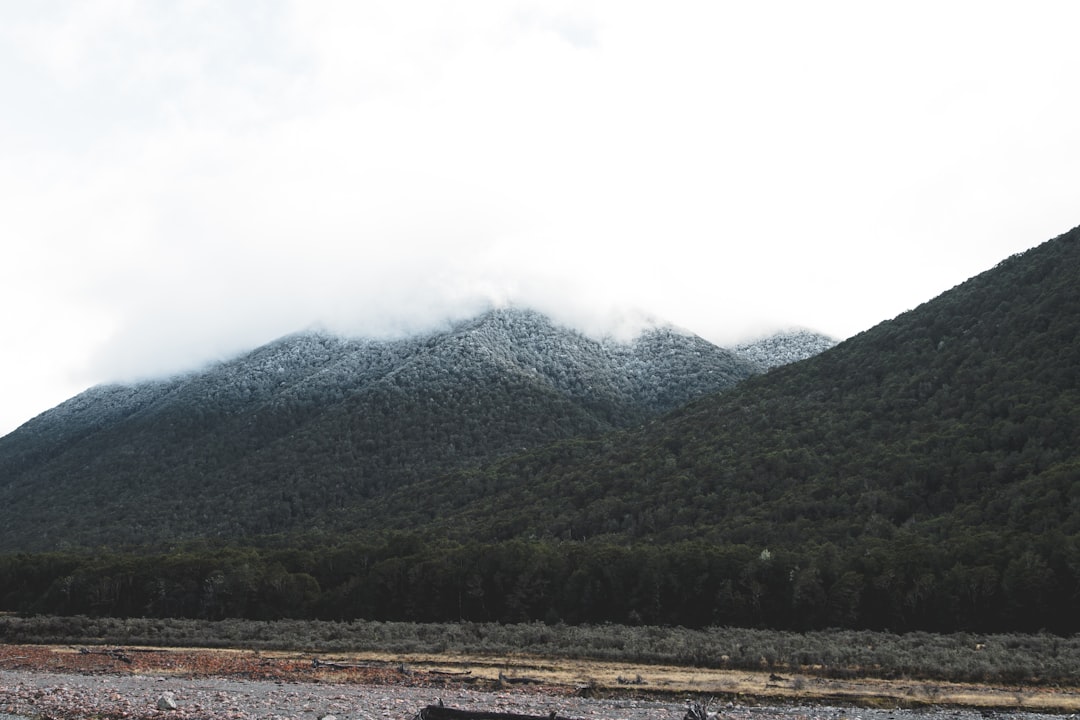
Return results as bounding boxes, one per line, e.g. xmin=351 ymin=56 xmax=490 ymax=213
xmin=2 ymin=1 xmax=1080 ymax=434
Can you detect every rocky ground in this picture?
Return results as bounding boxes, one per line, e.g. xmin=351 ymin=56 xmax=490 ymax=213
xmin=0 ymin=646 xmax=1070 ymax=720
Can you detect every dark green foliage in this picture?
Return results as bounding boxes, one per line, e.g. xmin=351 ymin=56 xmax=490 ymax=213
xmin=0 ymin=530 xmax=1077 ymax=634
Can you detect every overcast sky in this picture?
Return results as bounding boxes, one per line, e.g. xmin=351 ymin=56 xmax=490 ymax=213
xmin=2 ymin=1 xmax=1079 ymax=436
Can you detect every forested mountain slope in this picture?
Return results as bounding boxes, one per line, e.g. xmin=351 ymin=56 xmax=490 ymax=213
xmin=410 ymin=234 xmax=1077 ymax=542
xmin=327 ymin=225 xmax=1080 ymax=629
xmin=417 ymin=227 xmax=1080 ymax=543
xmin=1 ymin=228 xmax=1076 ymax=632
xmin=0 ymin=308 xmax=759 ymax=550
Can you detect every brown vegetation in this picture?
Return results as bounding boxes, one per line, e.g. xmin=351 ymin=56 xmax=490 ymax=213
xmin=5 ymin=615 xmax=1080 ymax=687
xmin=3 ymin=643 xmax=1080 ymax=713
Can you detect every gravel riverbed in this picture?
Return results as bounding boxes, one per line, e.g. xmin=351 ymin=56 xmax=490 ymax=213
xmin=1 ymin=668 xmax=1068 ymax=720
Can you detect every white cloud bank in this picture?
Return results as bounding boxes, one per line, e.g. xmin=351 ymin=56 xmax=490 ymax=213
xmin=2 ymin=1 xmax=1079 ymax=435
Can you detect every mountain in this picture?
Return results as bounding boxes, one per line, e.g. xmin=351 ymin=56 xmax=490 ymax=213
xmin=733 ymin=329 xmax=838 ymax=370
xmin=2 ymin=226 xmax=1077 ymax=633
xmin=341 ymin=225 xmax=1077 ymax=630
xmin=0 ymin=307 xmax=760 ymax=550
xmin=420 ymin=228 xmax=1080 ymax=547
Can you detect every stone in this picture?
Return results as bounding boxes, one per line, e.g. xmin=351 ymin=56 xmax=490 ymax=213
xmin=156 ymin=692 xmax=178 ymax=711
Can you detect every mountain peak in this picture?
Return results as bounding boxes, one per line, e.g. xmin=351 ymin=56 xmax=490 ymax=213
xmin=734 ymin=329 xmax=838 ymax=370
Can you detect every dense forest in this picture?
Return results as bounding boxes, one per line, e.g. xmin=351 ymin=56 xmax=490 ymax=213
xmin=0 ymin=226 xmax=1077 ymax=633
xmin=1 ymin=531 xmax=1075 ymax=633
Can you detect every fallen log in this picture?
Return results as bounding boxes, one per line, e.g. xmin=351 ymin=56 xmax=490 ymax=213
xmin=428 ymin=669 xmax=473 ymax=677
xmin=311 ymin=658 xmax=377 ymax=670
xmin=416 ymin=705 xmax=579 ymax=720
xmin=498 ymin=672 xmax=544 ymax=685
xmin=78 ymin=647 xmax=132 ymax=664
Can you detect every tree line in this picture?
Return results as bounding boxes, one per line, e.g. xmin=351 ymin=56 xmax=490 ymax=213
xmin=2 ymin=530 xmax=1076 ymax=634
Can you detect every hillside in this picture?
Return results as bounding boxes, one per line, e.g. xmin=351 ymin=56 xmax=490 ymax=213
xmin=411 ymin=231 xmax=1080 ymax=544
xmin=0 ymin=308 xmax=759 ymax=550
xmin=1 ymin=227 xmax=1076 ymax=633
xmin=328 ymin=224 xmax=1080 ymax=630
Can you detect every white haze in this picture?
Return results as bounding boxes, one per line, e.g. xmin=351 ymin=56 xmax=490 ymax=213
xmin=2 ymin=1 xmax=1079 ymax=436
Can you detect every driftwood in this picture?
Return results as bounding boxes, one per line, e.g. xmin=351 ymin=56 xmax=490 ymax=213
xmin=429 ymin=669 xmax=473 ymax=677
xmin=417 ymin=705 xmax=578 ymax=720
xmin=683 ymin=697 xmax=716 ymax=720
xmin=497 ymin=672 xmax=544 ymax=685
xmin=311 ymin=658 xmax=378 ymax=670
xmin=78 ymin=647 xmax=132 ymax=664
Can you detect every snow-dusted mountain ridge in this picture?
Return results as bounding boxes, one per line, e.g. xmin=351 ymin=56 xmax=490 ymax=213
xmin=0 ymin=306 xmax=844 ymax=549
xmin=12 ymin=307 xmax=825 ymax=443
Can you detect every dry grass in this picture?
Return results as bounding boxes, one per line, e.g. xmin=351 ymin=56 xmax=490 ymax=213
xmin=356 ymin=651 xmax=1080 ymax=712
xmin=7 ymin=645 xmax=1077 ymax=713
xmin=5 ymin=615 xmax=1079 ymax=687
xmin=6 ymin=615 xmax=1080 ymax=714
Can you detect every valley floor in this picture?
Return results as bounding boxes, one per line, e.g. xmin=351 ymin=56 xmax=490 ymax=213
xmin=1 ymin=645 xmax=1078 ymax=719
